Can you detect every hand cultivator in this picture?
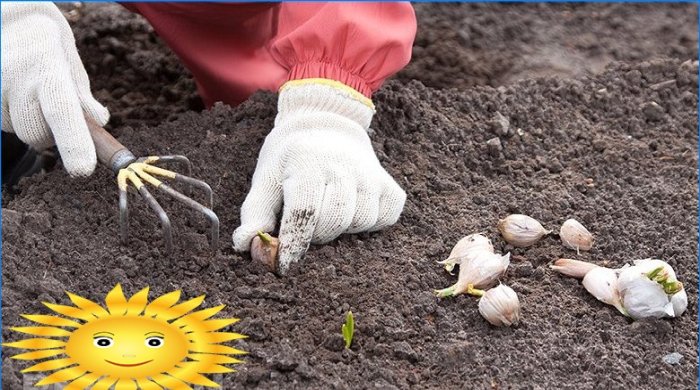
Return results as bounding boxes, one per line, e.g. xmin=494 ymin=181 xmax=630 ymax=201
xmin=86 ymin=116 xmax=219 ymax=253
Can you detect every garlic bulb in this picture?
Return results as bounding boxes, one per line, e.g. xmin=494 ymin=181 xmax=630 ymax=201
xmin=497 ymin=214 xmax=551 ymax=247
xmin=618 ymin=261 xmax=685 ymax=319
xmin=582 ymin=267 xmax=626 ymax=315
xmin=250 ymin=231 xmax=279 ymax=272
xmin=435 ymin=251 xmax=510 ymax=298
xmin=550 ymin=258 xmax=600 ymax=279
xmin=437 ymin=233 xmax=494 ymax=274
xmin=559 ymin=219 xmax=594 ymax=253
xmin=478 ymin=284 xmax=520 ymax=327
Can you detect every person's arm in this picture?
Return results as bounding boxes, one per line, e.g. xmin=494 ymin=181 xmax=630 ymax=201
xmin=1 ymin=2 xmax=109 ymax=176
xmin=232 ymin=3 xmax=417 ymax=274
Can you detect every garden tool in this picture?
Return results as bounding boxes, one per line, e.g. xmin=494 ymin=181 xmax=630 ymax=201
xmin=85 ymin=116 xmax=219 ymax=253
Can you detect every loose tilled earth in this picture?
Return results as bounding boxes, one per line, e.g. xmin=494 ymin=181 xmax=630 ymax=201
xmin=2 ymin=3 xmax=698 ymax=389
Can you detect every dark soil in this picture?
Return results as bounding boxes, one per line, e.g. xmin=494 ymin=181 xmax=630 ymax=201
xmin=400 ymin=3 xmax=698 ymax=89
xmin=3 ymin=3 xmax=698 ymax=390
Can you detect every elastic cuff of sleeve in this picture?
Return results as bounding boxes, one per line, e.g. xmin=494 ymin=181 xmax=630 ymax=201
xmin=277 ymin=79 xmax=375 ymax=130
xmin=280 ymin=78 xmax=374 ymax=111
xmin=286 ymin=61 xmax=373 ymax=99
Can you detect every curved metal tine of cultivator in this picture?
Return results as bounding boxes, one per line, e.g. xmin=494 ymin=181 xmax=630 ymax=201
xmin=131 ymin=163 xmax=219 ymax=251
xmin=117 ymin=170 xmax=130 ymax=244
xmin=143 ymin=155 xmax=213 ymax=205
xmin=121 ymin=168 xmax=173 ymax=253
xmin=144 ymin=155 xmax=193 ymax=190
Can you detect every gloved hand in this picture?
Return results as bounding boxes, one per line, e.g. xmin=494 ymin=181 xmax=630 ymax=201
xmin=232 ymin=79 xmax=406 ymax=274
xmin=1 ymin=2 xmax=108 ymax=176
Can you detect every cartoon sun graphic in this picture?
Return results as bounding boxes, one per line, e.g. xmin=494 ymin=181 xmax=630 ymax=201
xmin=4 ymin=284 xmax=246 ymax=389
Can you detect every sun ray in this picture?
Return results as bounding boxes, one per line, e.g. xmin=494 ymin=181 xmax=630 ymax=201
xmin=187 ymin=343 xmax=247 ymax=355
xmin=34 ymin=366 xmax=86 ymax=386
xmin=200 ymin=318 xmax=240 ymax=331
xmin=67 ymin=292 xmax=110 ymax=318
xmin=125 ymin=287 xmax=150 ymax=316
xmin=22 ymin=357 xmax=76 ymax=373
xmin=150 ymin=373 xmax=194 ymax=389
xmin=64 ymin=372 xmax=100 ymax=390
xmin=21 ymin=314 xmax=81 ymax=328
xmin=166 ymin=365 xmax=221 ymax=387
xmin=136 ymin=377 xmax=164 ymax=389
xmin=92 ymin=376 xmax=119 ymax=390
xmin=144 ymin=290 xmax=182 ymax=318
xmin=178 ymin=361 xmax=233 ymax=374
xmin=42 ymin=302 xmax=95 ymax=321
xmin=157 ymin=295 xmax=206 ymax=321
xmin=187 ymin=353 xmax=244 ymax=365
xmin=175 ymin=305 xmax=225 ymax=324
xmin=105 ymin=284 xmax=129 ymax=315
xmin=4 ymin=338 xmax=66 ymax=350
xmin=11 ymin=349 xmax=65 ymax=360
xmin=193 ymin=331 xmax=247 ymax=344
xmin=115 ymin=378 xmax=138 ymax=390
xmin=10 ymin=326 xmax=72 ymax=337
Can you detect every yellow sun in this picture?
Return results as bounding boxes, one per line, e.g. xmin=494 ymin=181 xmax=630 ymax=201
xmin=4 ymin=284 xmax=246 ymax=389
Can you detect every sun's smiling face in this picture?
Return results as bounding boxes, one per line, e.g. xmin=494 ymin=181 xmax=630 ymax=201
xmin=65 ymin=316 xmax=189 ymax=378
xmin=3 ymin=284 xmax=246 ymax=389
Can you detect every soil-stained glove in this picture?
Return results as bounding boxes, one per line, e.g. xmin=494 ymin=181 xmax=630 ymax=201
xmin=232 ymin=79 xmax=406 ymax=274
xmin=1 ymin=2 xmax=108 ymax=176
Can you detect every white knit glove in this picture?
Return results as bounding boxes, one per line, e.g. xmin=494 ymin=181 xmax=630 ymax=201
xmin=1 ymin=2 xmax=108 ymax=176
xmin=232 ymin=80 xmax=406 ymax=274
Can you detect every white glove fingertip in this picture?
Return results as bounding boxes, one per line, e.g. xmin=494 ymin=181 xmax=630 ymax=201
xmin=276 ymin=176 xmax=324 ymax=274
xmin=370 ymin=180 xmax=406 ymax=232
xmin=82 ymin=97 xmax=110 ymax=127
xmin=232 ymin=224 xmax=271 ymax=252
xmin=232 ymin=178 xmax=282 ymax=252
xmin=62 ymin=149 xmax=97 ymax=177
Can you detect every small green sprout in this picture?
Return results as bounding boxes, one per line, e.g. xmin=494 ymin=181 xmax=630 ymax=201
xmin=341 ymin=311 xmax=355 ymax=349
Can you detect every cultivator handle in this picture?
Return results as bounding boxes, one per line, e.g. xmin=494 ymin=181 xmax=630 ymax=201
xmin=85 ymin=115 xmax=136 ymax=172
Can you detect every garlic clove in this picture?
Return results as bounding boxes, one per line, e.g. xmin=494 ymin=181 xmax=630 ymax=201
xmin=437 ymin=233 xmax=494 ymax=274
xmin=250 ymin=231 xmax=279 ymax=272
xmin=559 ymin=218 xmax=594 ymax=253
xmin=632 ymin=259 xmax=677 ymax=281
xmin=497 ymin=214 xmax=551 ymax=247
xmin=671 ymin=288 xmax=688 ymax=317
xmin=550 ymin=258 xmax=599 ymax=279
xmin=470 ymin=251 xmax=511 ymax=289
xmin=478 ymin=284 xmax=520 ymax=327
xmin=582 ymin=267 xmax=626 ymax=315
xmin=435 ymin=250 xmax=510 ymax=298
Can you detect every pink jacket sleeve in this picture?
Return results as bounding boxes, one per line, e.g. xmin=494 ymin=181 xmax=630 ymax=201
xmin=122 ymin=2 xmax=416 ymax=107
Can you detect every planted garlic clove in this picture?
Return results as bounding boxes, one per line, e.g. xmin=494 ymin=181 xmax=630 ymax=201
xmin=251 ymin=231 xmax=279 ymax=272
xmin=582 ymin=267 xmax=626 ymax=315
xmin=437 ymin=233 xmax=494 ymax=273
xmin=435 ymin=250 xmax=510 ymax=298
xmin=478 ymin=284 xmax=520 ymax=327
xmin=497 ymin=214 xmax=551 ymax=247
xmin=559 ymin=219 xmax=594 ymax=253
xmin=550 ymin=258 xmax=600 ymax=279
